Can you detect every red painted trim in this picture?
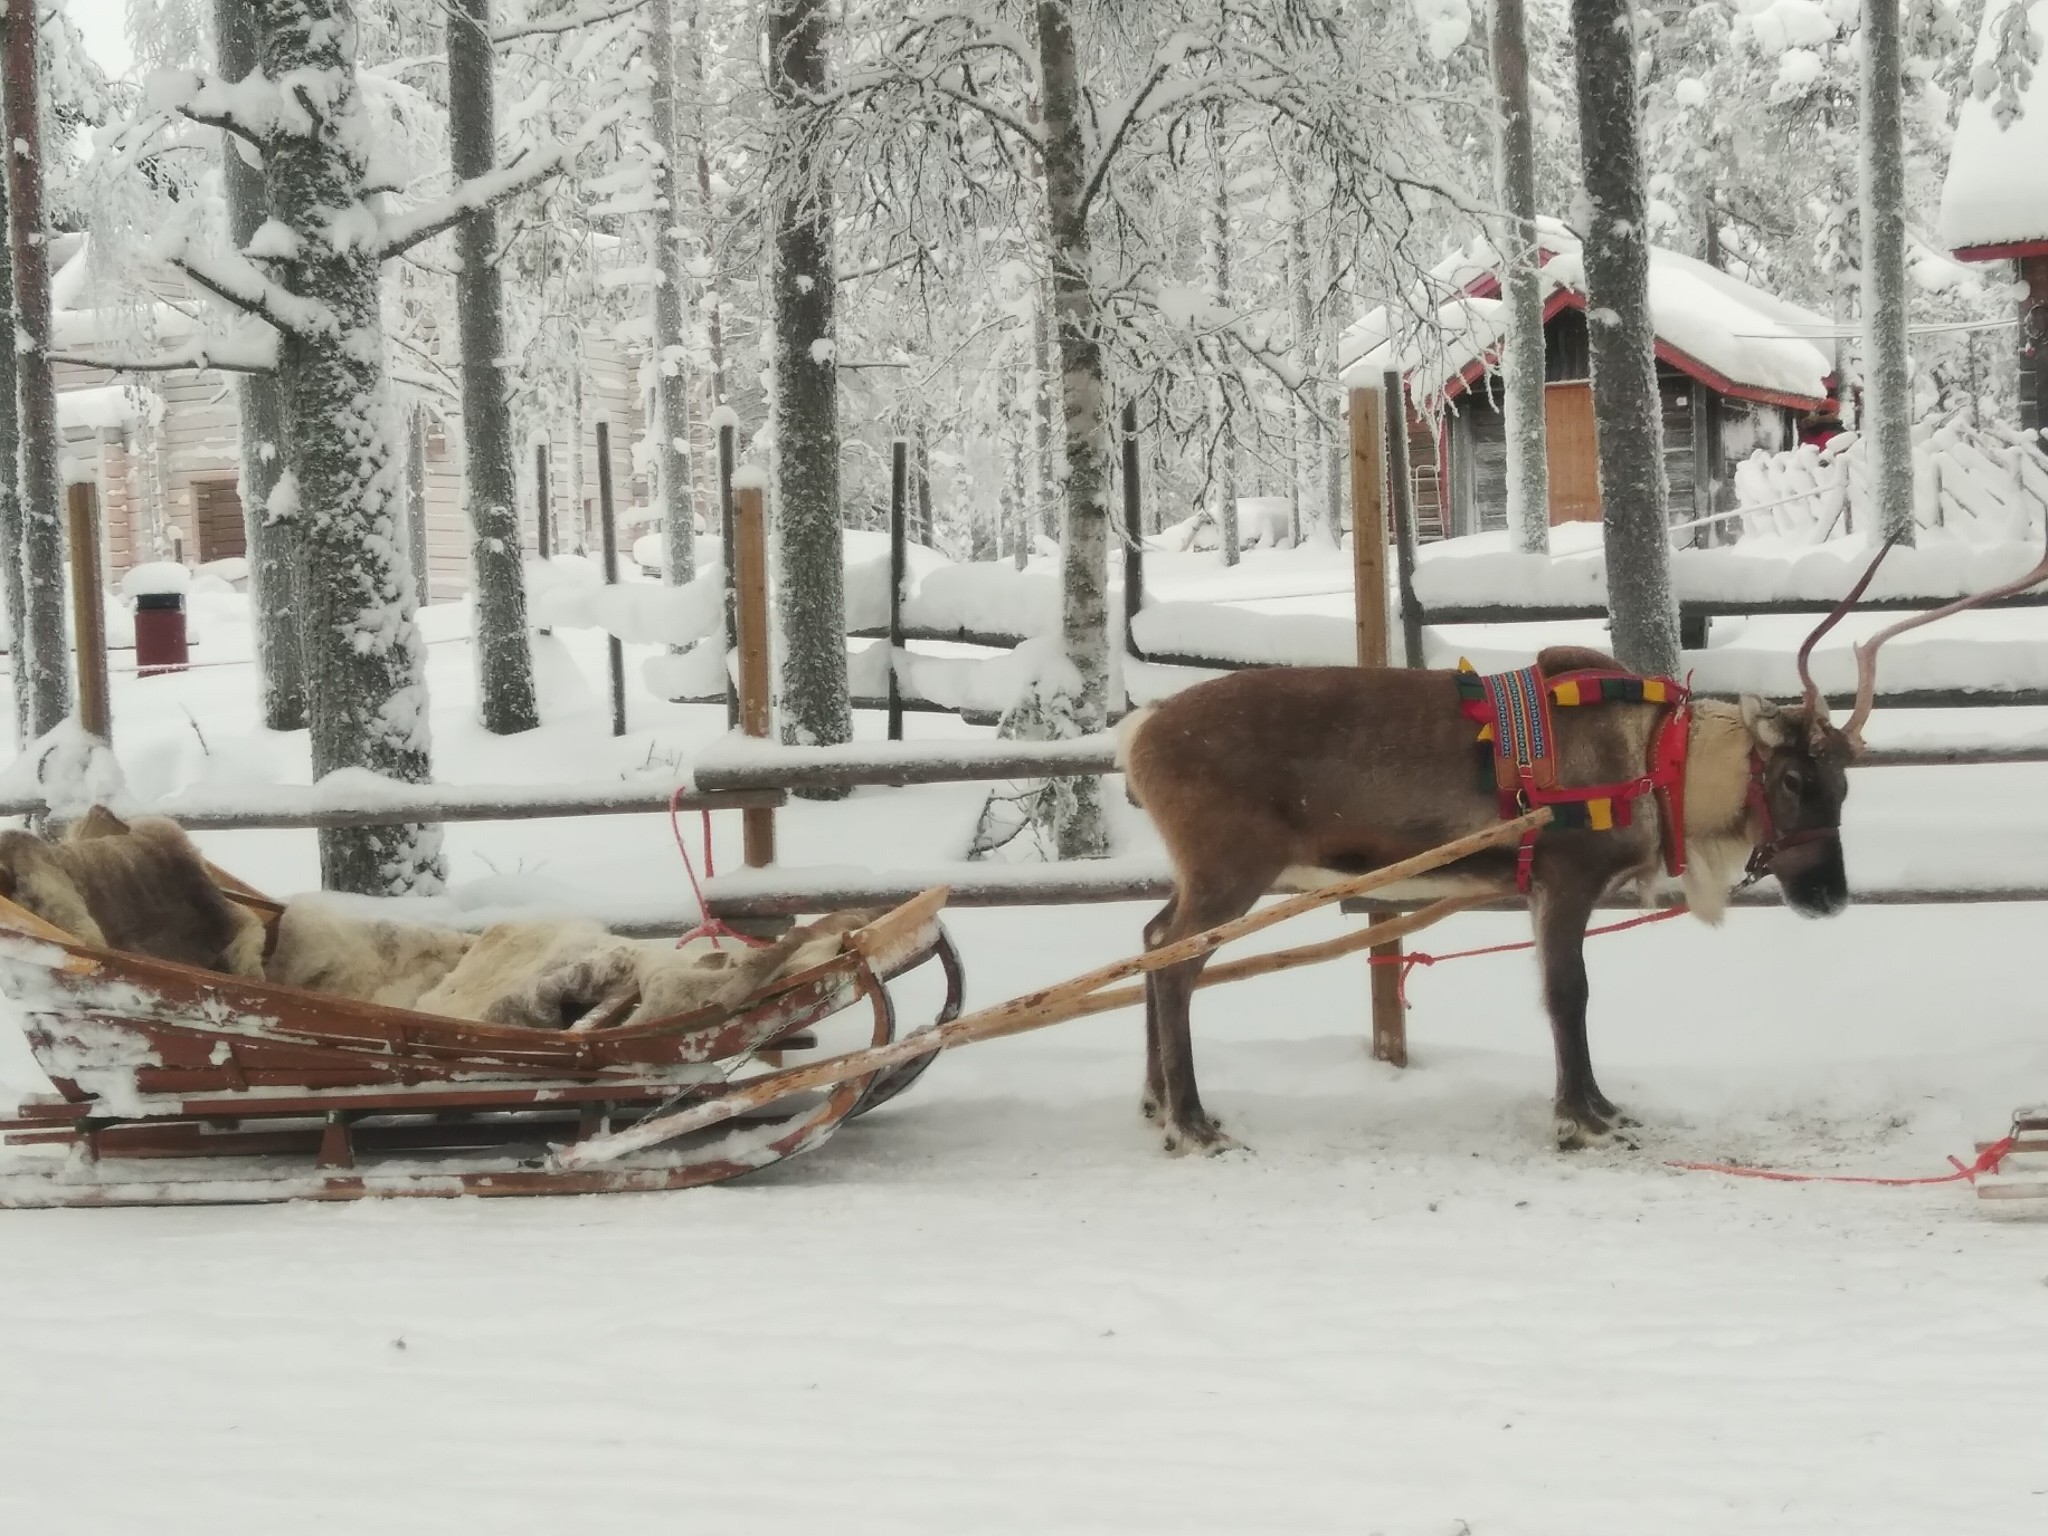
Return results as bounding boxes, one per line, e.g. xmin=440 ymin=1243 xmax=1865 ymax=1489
xmin=1437 ymin=290 xmax=1577 ymax=405
xmin=1953 ymin=240 xmax=2048 ymax=263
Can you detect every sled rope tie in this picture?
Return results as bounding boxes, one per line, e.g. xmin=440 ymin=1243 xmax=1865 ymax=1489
xmin=668 ymin=786 xmax=768 ymax=951
xmin=1664 ymin=1135 xmax=2016 ymax=1188
xmin=1367 ymin=905 xmax=1686 ymax=1007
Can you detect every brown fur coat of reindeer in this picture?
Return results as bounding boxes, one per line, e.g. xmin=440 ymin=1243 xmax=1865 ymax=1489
xmin=1118 ymin=539 xmax=2047 ymax=1156
xmin=0 ymin=812 xmax=267 ymax=978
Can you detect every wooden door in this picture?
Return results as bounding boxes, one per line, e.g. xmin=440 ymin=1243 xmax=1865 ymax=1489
xmin=1544 ymin=381 xmax=1601 ymax=523
xmin=193 ymin=480 xmax=248 ymax=562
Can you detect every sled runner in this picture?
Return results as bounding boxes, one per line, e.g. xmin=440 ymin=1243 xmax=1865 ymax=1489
xmin=1976 ymin=1108 xmax=2048 ymax=1211
xmin=0 ymin=878 xmax=962 ymax=1207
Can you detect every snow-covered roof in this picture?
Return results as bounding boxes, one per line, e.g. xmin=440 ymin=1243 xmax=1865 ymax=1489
xmin=1339 ymin=222 xmax=1836 ymax=410
xmin=1940 ymin=0 xmax=2048 ymax=257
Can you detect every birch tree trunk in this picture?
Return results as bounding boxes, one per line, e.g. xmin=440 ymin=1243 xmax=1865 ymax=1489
xmin=258 ymin=0 xmax=441 ymax=892
xmin=3 ymin=8 xmax=72 ymax=739
xmin=1287 ymin=187 xmax=1321 ymax=547
xmin=1031 ymin=271 xmax=1057 ymax=543
xmin=1570 ymin=0 xmax=1680 ymax=676
xmin=650 ymin=0 xmax=697 ymax=584
xmin=766 ymin=0 xmax=853 ymax=759
xmin=1860 ymin=0 xmax=1917 ymax=547
xmin=449 ymin=0 xmax=539 ymax=734
xmin=216 ymin=0 xmax=304 ymax=731
xmin=1491 ymin=0 xmax=1551 ymax=555
xmin=0 ymin=161 xmax=25 ymax=746
xmin=1035 ymin=0 xmax=1110 ymax=858
xmin=1206 ymin=105 xmax=1239 ymax=566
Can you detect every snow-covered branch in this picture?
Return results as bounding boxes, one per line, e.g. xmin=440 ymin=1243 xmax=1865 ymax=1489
xmin=171 ymin=244 xmax=333 ymax=339
xmin=492 ymin=0 xmax=648 ymax=45
xmin=49 ymin=341 xmax=278 ymax=376
xmin=1076 ymin=33 xmax=1214 ymax=224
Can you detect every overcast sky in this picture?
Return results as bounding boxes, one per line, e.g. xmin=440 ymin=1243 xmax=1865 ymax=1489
xmin=69 ymin=0 xmax=134 ymax=80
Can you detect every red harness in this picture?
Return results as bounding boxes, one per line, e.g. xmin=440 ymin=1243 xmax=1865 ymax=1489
xmin=1459 ymin=663 xmax=1693 ymax=892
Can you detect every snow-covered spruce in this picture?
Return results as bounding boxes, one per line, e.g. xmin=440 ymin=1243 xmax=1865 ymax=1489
xmin=1035 ymin=1 xmax=1112 ymax=859
xmin=1491 ymin=0 xmax=1550 ymax=558
xmin=766 ymin=0 xmax=854 ymax=771
xmin=449 ymin=0 xmax=540 ymax=735
xmin=215 ymin=0 xmax=303 ymax=733
xmin=1570 ymin=0 xmax=1680 ymax=678
xmin=649 ymin=0 xmax=697 ymax=590
xmin=4 ymin=7 xmax=73 ymax=741
xmin=255 ymin=0 xmax=441 ymax=894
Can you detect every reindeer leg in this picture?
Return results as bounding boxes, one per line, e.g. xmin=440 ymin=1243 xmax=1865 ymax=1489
xmin=1531 ymin=874 xmax=1634 ymax=1151
xmin=1140 ymin=900 xmax=1176 ymax=1122
xmin=1147 ymin=878 xmax=1267 ymax=1156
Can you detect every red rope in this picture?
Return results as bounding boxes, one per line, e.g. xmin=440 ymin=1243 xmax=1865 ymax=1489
xmin=667 ymin=787 xmax=768 ymax=951
xmin=1665 ymin=1135 xmax=2016 ymax=1188
xmin=1367 ymin=904 xmax=1687 ymax=1006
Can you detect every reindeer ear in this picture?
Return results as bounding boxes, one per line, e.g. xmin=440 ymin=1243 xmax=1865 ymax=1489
xmin=1740 ymin=696 xmax=1790 ymax=750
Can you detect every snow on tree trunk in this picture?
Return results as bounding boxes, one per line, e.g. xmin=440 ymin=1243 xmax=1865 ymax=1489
xmin=1287 ymin=187 xmax=1322 ymax=547
xmin=1206 ymin=105 xmax=1239 ymax=566
xmin=3 ymin=9 xmax=72 ymax=740
xmin=0 ymin=160 xmax=25 ymax=747
xmin=448 ymin=0 xmax=539 ymax=735
xmin=766 ymin=0 xmax=853 ymax=765
xmin=258 ymin=0 xmax=441 ymax=893
xmin=650 ymin=0 xmax=697 ymax=585
xmin=1034 ymin=0 xmax=1110 ymax=859
xmin=1031 ymin=265 xmax=1058 ymax=542
xmin=1570 ymin=0 xmax=1680 ymax=677
xmin=1491 ymin=0 xmax=1551 ymax=556
xmin=1860 ymin=0 xmax=1917 ymax=548
xmin=215 ymin=0 xmax=304 ymax=732
xmin=1321 ymin=221 xmax=1346 ymax=540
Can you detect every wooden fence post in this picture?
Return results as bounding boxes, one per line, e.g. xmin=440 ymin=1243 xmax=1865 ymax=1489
xmin=717 ymin=421 xmax=739 ymax=730
xmin=534 ymin=441 xmax=552 ymax=559
xmin=888 ymin=439 xmax=907 ymax=741
xmin=732 ymin=477 xmax=777 ymax=867
xmin=1121 ymin=398 xmax=1144 ymax=667
xmin=66 ymin=481 xmax=110 ymax=742
xmin=1349 ymin=385 xmax=1407 ymax=1068
xmin=596 ymin=420 xmax=626 ymax=737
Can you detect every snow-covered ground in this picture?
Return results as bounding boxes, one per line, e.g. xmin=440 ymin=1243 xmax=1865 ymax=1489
xmin=3 ymin=566 xmax=2046 ymax=1532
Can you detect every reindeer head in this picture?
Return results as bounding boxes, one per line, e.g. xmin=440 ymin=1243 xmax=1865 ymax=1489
xmin=1737 ymin=535 xmax=2048 ymax=918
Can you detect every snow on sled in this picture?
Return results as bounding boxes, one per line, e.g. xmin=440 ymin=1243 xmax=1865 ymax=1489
xmin=1976 ymin=1109 xmax=2048 ymax=1213
xmin=0 ymin=878 xmax=962 ymax=1208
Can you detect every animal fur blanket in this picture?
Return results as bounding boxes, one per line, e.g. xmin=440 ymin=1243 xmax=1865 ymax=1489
xmin=266 ymin=900 xmax=876 ymax=1030
xmin=0 ymin=811 xmax=266 ymax=978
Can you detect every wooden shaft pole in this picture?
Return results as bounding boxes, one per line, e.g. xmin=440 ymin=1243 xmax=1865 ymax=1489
xmin=596 ymin=420 xmax=626 ymax=737
xmin=887 ymin=439 xmax=907 ymax=741
xmin=557 ymin=815 xmax=1545 ymax=1167
xmin=66 ymin=482 xmax=110 ymax=741
xmin=1121 ymin=397 xmax=1144 ymax=664
xmin=1348 ymin=385 xmax=1407 ymax=1064
xmin=733 ymin=480 xmax=776 ymax=867
xmin=718 ymin=421 xmax=739 ymax=730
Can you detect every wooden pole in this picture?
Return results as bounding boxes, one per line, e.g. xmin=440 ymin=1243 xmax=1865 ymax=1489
xmin=556 ymin=818 xmax=1546 ymax=1168
xmin=887 ymin=439 xmax=907 ymax=741
xmin=596 ymin=420 xmax=626 ymax=737
xmin=1121 ymin=398 xmax=1144 ymax=665
xmin=1383 ymin=370 xmax=1425 ymax=670
xmin=66 ymin=482 xmax=110 ymax=742
xmin=718 ymin=421 xmax=739 ymax=730
xmin=732 ymin=479 xmax=776 ymax=867
xmin=1348 ymin=385 xmax=1407 ymax=1067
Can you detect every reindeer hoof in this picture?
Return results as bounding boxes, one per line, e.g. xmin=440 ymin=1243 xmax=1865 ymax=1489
xmin=1553 ymin=1107 xmax=1639 ymax=1152
xmin=1162 ymin=1117 xmax=1244 ymax=1157
xmin=1140 ymin=1090 xmax=1162 ymax=1122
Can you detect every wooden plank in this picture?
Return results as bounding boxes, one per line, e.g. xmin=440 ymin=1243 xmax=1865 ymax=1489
xmin=66 ymin=480 xmax=111 ymax=741
xmin=1349 ymin=384 xmax=1405 ymax=1066
xmin=0 ymin=786 xmax=785 ymax=828
xmin=733 ymin=480 xmax=776 ymax=868
xmin=1544 ymin=381 xmax=1601 ymax=521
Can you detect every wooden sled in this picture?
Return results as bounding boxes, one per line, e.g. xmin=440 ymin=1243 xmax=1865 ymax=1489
xmin=1976 ymin=1108 xmax=2048 ymax=1211
xmin=0 ymin=878 xmax=964 ymax=1208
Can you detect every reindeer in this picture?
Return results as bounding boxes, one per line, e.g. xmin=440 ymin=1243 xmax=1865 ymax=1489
xmin=1118 ymin=540 xmax=2048 ymax=1155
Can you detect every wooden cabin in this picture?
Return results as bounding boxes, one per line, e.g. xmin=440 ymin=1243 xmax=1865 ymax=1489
xmin=1940 ymin=0 xmax=2048 ymax=432
xmin=50 ymin=235 xmax=654 ymax=601
xmin=1339 ymin=225 xmax=1838 ymax=540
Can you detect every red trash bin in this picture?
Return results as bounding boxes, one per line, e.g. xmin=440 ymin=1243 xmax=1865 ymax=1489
xmin=134 ymin=591 xmax=189 ymax=675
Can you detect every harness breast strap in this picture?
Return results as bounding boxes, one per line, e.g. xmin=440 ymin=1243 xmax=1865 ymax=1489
xmin=1457 ymin=660 xmax=1691 ymax=893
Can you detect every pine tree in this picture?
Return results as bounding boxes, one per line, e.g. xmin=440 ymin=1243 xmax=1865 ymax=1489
xmin=215 ymin=0 xmax=304 ymax=731
xmin=448 ymin=0 xmax=540 ymax=733
xmin=1570 ymin=0 xmax=1679 ymax=676
xmin=1861 ymin=0 xmax=1917 ymax=546
xmin=3 ymin=4 xmax=74 ymax=740
xmin=766 ymin=0 xmax=854 ymax=762
xmin=1490 ymin=0 xmax=1550 ymax=555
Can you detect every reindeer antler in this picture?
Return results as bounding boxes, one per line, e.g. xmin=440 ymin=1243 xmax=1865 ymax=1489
xmin=1795 ymin=538 xmax=1898 ymax=722
xmin=1842 ymin=540 xmax=2048 ymax=751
